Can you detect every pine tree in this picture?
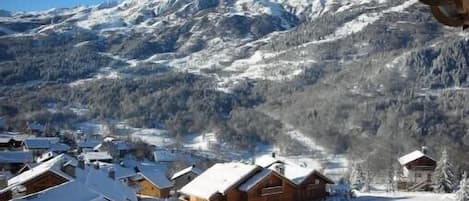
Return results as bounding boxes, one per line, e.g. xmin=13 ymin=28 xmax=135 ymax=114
xmin=349 ymin=163 xmax=366 ymax=190
xmin=456 ymin=172 xmax=469 ymax=201
xmin=432 ymin=149 xmax=456 ymax=193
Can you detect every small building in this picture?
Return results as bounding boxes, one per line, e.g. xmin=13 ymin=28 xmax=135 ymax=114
xmin=22 ymin=138 xmax=60 ymax=156
xmin=0 ymin=151 xmax=33 ymax=174
xmin=76 ymin=139 xmax=101 ymax=153
xmin=26 ymin=122 xmax=45 ymax=135
xmin=0 ymin=154 xmax=137 ymax=201
xmin=153 ymin=149 xmax=179 ymax=163
xmin=81 ymin=151 xmax=113 ymax=163
xmin=171 ymin=165 xmax=202 ymax=190
xmin=130 ymin=169 xmax=173 ymax=198
xmin=0 ymin=154 xmax=76 ymax=200
xmin=0 ymin=133 xmax=30 ymax=150
xmin=397 ymin=147 xmax=437 ymax=191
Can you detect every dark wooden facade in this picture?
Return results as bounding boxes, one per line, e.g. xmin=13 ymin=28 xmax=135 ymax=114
xmin=405 ymin=156 xmax=436 ymax=171
xmin=240 ymin=171 xmax=296 ymax=201
xmin=295 ymin=172 xmax=333 ymax=201
xmin=0 ymin=139 xmax=23 ymax=150
xmin=173 ymin=171 xmax=199 ymax=190
xmin=0 ymin=171 xmax=68 ymax=200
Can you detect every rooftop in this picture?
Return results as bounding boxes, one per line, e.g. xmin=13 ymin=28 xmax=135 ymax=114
xmin=171 ymin=165 xmax=202 ymax=180
xmin=0 ymin=151 xmax=33 ymax=164
xmin=180 ymin=163 xmax=258 ymax=199
xmin=398 ymin=150 xmax=435 ymax=165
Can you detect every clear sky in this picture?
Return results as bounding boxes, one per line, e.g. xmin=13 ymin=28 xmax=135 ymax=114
xmin=0 ymin=0 xmax=117 ymax=12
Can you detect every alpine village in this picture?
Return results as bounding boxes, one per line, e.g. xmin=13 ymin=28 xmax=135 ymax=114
xmin=1 ymin=0 xmax=469 ymax=200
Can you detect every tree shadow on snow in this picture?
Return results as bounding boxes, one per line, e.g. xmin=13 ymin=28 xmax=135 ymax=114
xmin=354 ymin=195 xmax=412 ymax=201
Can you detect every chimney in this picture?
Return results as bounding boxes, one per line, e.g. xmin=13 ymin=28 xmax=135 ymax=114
xmin=0 ymin=174 xmax=7 ymax=189
xmin=134 ymin=166 xmax=140 ymax=173
xmin=274 ymin=163 xmax=285 ymax=175
xmin=272 ymin=152 xmax=276 ymax=158
xmin=421 ymin=146 xmax=428 ymax=155
xmin=108 ymin=167 xmax=115 ymax=180
xmin=60 ymin=161 xmax=76 ymax=178
xmin=78 ymin=156 xmax=85 ymax=169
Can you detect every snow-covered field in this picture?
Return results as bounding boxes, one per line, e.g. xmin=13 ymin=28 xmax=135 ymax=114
xmin=352 ymin=191 xmax=455 ymax=201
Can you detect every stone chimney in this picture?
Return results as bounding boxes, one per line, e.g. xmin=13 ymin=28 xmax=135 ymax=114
xmin=271 ymin=152 xmax=276 ymax=158
xmin=78 ymin=156 xmax=85 ymax=169
xmin=274 ymin=163 xmax=285 ymax=175
xmin=421 ymin=146 xmax=428 ymax=155
xmin=61 ymin=162 xmax=76 ymax=178
xmin=93 ymin=162 xmax=100 ymax=170
xmin=108 ymin=167 xmax=115 ymax=180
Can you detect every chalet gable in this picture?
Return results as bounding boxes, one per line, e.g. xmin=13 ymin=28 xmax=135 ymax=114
xmin=398 ymin=150 xmax=436 ymax=166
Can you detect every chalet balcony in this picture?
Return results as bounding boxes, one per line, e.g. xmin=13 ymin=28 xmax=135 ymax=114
xmin=261 ymin=186 xmax=283 ymax=196
xmin=408 ymin=165 xmax=435 ymax=171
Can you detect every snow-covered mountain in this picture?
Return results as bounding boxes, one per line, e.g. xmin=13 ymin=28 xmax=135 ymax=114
xmin=3 ymin=0 xmax=456 ymax=91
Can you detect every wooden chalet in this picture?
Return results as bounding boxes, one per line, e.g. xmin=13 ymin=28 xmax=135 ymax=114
xmin=397 ymin=147 xmax=437 ymax=191
xmin=0 ymin=154 xmax=138 ymax=201
xmin=179 ymin=160 xmax=334 ymax=201
xmin=129 ymin=169 xmax=173 ymax=198
xmin=257 ymin=155 xmax=334 ymax=201
xmin=0 ymin=154 xmax=76 ymax=200
xmin=179 ymin=163 xmax=260 ymax=201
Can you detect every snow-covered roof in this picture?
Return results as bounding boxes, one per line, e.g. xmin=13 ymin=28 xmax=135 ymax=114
xmin=28 ymin=122 xmax=44 ymax=132
xmin=255 ymin=155 xmax=282 ymax=168
xmin=0 ymin=132 xmax=31 ymax=142
xmin=23 ymin=137 xmax=60 ymax=149
xmin=180 ymin=163 xmax=258 ymax=199
xmin=77 ymin=139 xmax=101 ymax=148
xmin=171 ymin=165 xmax=202 ymax=180
xmin=398 ymin=150 xmax=435 ymax=165
xmin=81 ymin=151 xmax=113 ymax=162
xmin=8 ymin=154 xmax=75 ymax=186
xmin=13 ymin=181 xmax=104 ymax=201
xmin=256 ymin=155 xmax=331 ymax=185
xmin=0 ymin=137 xmax=12 ymax=143
xmin=8 ymin=154 xmax=137 ymax=201
xmin=97 ymin=162 xmax=137 ymax=179
xmin=36 ymin=152 xmax=58 ymax=163
xmin=153 ymin=149 xmax=178 ymax=162
xmin=238 ymin=168 xmax=272 ymax=191
xmin=23 ymin=138 xmax=51 ymax=149
xmin=50 ymin=143 xmax=71 ymax=152
xmin=139 ymin=169 xmax=173 ymax=189
xmin=113 ymin=141 xmax=132 ymax=151
xmin=0 ymin=151 xmax=33 ymax=164
xmin=80 ymin=167 xmax=137 ymax=201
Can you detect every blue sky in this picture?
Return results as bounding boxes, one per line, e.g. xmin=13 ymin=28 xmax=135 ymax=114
xmin=0 ymin=0 xmax=117 ymax=12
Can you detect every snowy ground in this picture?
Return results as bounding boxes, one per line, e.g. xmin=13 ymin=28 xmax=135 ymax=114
xmin=351 ymin=191 xmax=455 ymax=201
